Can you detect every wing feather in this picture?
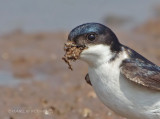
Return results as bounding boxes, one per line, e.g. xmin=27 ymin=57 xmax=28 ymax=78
xmin=120 ymin=47 xmax=160 ymax=91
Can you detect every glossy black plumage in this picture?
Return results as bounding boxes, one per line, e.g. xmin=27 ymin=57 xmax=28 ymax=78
xmin=68 ymin=23 xmax=121 ymax=52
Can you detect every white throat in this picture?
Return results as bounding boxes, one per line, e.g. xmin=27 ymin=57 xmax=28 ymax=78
xmin=80 ymin=44 xmax=117 ymax=67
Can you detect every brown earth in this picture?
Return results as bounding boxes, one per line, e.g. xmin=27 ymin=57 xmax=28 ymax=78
xmin=0 ymin=20 xmax=160 ymax=119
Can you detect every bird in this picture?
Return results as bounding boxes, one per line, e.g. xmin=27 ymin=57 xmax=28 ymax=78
xmin=67 ymin=23 xmax=160 ymax=119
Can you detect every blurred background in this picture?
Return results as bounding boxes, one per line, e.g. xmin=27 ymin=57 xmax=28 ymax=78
xmin=0 ymin=0 xmax=160 ymax=119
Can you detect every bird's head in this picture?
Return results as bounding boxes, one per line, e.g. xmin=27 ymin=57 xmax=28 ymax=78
xmin=68 ymin=23 xmax=122 ymax=67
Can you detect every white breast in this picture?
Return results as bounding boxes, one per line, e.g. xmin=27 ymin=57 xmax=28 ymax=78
xmin=88 ymin=58 xmax=160 ymax=119
xmin=80 ymin=44 xmax=160 ymax=119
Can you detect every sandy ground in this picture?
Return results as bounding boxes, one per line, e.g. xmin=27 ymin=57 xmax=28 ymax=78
xmin=0 ymin=20 xmax=160 ymax=119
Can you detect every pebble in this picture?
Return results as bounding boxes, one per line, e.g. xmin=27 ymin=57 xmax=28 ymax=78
xmin=81 ymin=108 xmax=92 ymax=118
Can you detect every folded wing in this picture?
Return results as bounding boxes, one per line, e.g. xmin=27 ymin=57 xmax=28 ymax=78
xmin=120 ymin=58 xmax=160 ymax=91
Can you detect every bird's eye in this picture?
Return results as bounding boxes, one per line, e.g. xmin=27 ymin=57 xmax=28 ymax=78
xmin=87 ymin=34 xmax=96 ymax=41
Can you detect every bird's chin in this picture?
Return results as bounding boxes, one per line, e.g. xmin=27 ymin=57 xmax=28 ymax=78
xmin=79 ymin=44 xmax=114 ymax=67
xmin=79 ymin=52 xmax=87 ymax=61
xmin=79 ymin=48 xmax=97 ymax=66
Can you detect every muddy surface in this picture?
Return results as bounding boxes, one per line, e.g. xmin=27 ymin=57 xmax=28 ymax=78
xmin=0 ymin=20 xmax=160 ymax=119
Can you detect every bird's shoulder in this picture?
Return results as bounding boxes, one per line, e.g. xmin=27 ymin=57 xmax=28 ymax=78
xmin=120 ymin=46 xmax=160 ymax=91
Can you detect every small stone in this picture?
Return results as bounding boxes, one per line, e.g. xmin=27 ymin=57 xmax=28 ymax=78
xmin=82 ymin=108 xmax=92 ymax=118
xmin=107 ymin=111 xmax=112 ymax=116
xmin=44 ymin=109 xmax=50 ymax=115
xmin=87 ymin=91 xmax=97 ymax=98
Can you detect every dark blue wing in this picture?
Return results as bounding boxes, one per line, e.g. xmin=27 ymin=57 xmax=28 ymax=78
xmin=120 ymin=47 xmax=160 ymax=91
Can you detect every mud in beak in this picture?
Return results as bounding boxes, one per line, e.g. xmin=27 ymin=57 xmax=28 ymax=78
xmin=62 ymin=41 xmax=86 ymax=70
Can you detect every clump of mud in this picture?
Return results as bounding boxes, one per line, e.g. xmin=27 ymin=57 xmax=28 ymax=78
xmin=62 ymin=41 xmax=85 ymax=70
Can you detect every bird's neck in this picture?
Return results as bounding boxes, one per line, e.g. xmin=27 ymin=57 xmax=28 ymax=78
xmin=80 ymin=44 xmax=127 ymax=68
